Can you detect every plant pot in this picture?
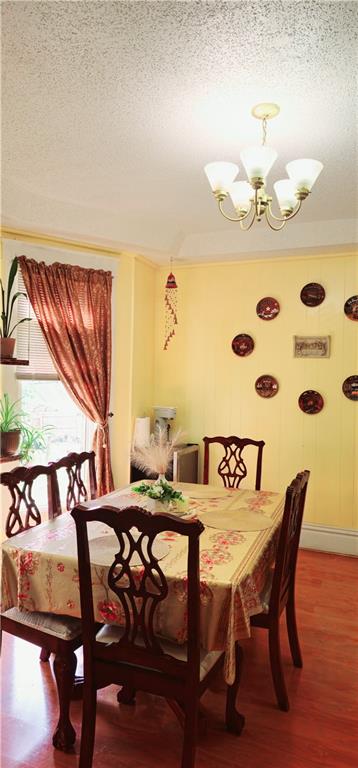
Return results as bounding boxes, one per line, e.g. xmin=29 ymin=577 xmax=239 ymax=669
xmin=0 ymin=337 xmax=16 ymax=359
xmin=0 ymin=429 xmax=21 ymax=458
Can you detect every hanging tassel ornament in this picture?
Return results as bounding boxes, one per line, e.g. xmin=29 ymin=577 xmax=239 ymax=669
xmin=163 ymin=270 xmax=178 ymax=350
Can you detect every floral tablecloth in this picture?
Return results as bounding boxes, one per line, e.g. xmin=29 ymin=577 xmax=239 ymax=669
xmin=1 ymin=483 xmax=284 ymax=684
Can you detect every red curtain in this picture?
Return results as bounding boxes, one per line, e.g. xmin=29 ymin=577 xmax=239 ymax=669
xmin=18 ymin=256 xmax=114 ymax=495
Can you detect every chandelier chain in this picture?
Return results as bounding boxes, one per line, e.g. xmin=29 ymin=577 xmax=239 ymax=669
xmin=261 ymin=117 xmax=267 ymax=146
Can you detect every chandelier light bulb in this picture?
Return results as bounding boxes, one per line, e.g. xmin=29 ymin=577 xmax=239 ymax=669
xmin=228 ymin=181 xmax=252 ymax=213
xmin=274 ymin=179 xmax=298 ymax=214
xmin=204 ymin=161 xmax=239 ymax=194
xmin=286 ymin=159 xmax=323 ymax=193
xmin=240 ymin=146 xmax=278 ymax=185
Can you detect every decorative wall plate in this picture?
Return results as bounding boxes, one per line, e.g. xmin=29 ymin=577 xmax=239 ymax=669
xmin=342 ymin=376 xmax=358 ymax=401
xmin=344 ymin=295 xmax=358 ymax=321
xmin=231 ymin=333 xmax=254 ymax=357
xmin=255 ymin=375 xmax=279 ymax=398
xmin=300 ymin=282 xmax=325 ymax=307
xmin=256 ymin=297 xmax=280 ymax=320
xmin=298 ymin=390 xmax=324 ymax=414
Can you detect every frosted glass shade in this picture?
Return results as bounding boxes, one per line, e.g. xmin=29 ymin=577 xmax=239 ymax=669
xmin=204 ymin=162 xmax=239 ymax=193
xmin=286 ymin=159 xmax=323 ymax=191
xmin=240 ymin=145 xmax=277 ymax=181
xmin=274 ymin=179 xmax=298 ymax=212
xmin=228 ymin=181 xmax=252 ymax=213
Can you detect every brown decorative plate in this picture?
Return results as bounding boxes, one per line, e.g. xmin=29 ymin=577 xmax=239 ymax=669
xmin=256 ymin=297 xmax=280 ymax=320
xmin=255 ymin=375 xmax=279 ymax=398
xmin=342 ymin=376 xmax=358 ymax=401
xmin=300 ymin=282 xmax=325 ymax=307
xmin=344 ymin=295 xmax=358 ymax=321
xmin=232 ymin=334 xmax=254 ymax=357
xmin=298 ymin=390 xmax=324 ymax=414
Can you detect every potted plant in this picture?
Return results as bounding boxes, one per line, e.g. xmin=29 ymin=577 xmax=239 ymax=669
xmin=0 ymin=257 xmax=31 ymax=359
xmin=0 ymin=393 xmax=51 ymax=461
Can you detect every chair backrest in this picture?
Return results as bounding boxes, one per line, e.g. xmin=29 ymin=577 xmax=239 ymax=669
xmin=0 ymin=463 xmax=61 ymax=538
xmin=71 ymin=504 xmax=204 ymax=682
xmin=51 ymin=451 xmax=97 ymax=510
xmin=268 ymin=470 xmax=310 ymax=616
xmin=203 ymin=435 xmax=265 ymax=490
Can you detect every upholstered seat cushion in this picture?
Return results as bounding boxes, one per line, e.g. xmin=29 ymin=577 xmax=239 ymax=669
xmin=96 ymin=624 xmax=222 ymax=681
xmin=1 ymin=607 xmax=82 ymax=640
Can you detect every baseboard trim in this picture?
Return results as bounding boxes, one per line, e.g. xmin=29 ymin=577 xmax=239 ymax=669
xmin=300 ymin=523 xmax=358 ymax=556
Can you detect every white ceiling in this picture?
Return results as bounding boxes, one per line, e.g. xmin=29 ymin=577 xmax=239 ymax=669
xmin=1 ymin=1 xmax=357 ymax=264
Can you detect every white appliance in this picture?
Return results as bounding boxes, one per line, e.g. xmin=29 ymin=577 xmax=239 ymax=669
xmin=153 ymin=406 xmax=176 ymax=440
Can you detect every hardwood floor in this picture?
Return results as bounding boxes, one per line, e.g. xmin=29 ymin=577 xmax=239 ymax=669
xmin=1 ymin=549 xmax=357 ymax=768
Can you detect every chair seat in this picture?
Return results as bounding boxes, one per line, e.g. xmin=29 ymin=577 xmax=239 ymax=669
xmin=2 ymin=607 xmax=82 ymax=640
xmin=96 ymin=624 xmax=222 ymax=682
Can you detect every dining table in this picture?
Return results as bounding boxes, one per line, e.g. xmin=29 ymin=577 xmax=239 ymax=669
xmin=1 ymin=481 xmax=284 ymax=749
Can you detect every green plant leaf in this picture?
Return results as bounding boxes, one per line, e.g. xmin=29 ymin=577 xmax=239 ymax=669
xmin=0 ymin=279 xmax=5 ymax=336
xmin=7 ymin=316 xmax=32 ymax=339
xmin=6 ymin=291 xmax=29 ymax=339
xmin=5 ymin=259 xmax=19 ymax=331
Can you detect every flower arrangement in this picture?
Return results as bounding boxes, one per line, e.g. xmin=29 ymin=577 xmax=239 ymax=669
xmin=133 ymin=477 xmax=188 ymax=515
xmin=133 ymin=477 xmax=185 ymax=504
xmin=131 ymin=426 xmax=183 ymax=479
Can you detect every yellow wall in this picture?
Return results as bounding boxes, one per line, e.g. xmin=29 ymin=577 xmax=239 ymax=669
xmin=2 ymin=229 xmax=357 ymax=530
xmin=113 ymin=254 xmax=156 ymax=486
xmin=154 ymin=252 xmax=358 ymax=530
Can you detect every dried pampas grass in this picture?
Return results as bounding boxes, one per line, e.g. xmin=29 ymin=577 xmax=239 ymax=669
xmin=131 ymin=427 xmax=184 ymax=477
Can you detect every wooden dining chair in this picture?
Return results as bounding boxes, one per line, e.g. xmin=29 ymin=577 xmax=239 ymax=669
xmin=0 ymin=462 xmax=62 ymax=538
xmin=71 ymin=503 xmax=245 ymax=768
xmin=203 ymin=435 xmax=265 ymax=489
xmin=51 ymin=450 xmax=97 ymax=511
xmin=0 ymin=461 xmax=83 ymax=750
xmin=250 ymin=469 xmax=310 ymax=711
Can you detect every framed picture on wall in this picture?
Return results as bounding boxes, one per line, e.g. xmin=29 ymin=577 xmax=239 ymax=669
xmin=294 ymin=336 xmax=330 ymax=358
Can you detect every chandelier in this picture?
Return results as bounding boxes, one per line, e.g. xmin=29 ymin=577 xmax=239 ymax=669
xmin=204 ymin=103 xmax=323 ymax=231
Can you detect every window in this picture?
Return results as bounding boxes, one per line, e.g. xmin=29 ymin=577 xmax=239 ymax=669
xmin=16 ymin=268 xmax=94 ymax=466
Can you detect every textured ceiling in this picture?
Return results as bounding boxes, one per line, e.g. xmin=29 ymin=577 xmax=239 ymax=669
xmin=1 ymin=1 xmax=357 ymax=263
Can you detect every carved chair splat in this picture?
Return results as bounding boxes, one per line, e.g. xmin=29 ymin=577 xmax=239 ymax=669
xmin=0 ymin=463 xmax=61 ymax=539
xmin=203 ymin=435 xmax=265 ymax=490
xmin=71 ymin=504 xmax=245 ymax=768
xmin=51 ymin=451 xmax=97 ymax=511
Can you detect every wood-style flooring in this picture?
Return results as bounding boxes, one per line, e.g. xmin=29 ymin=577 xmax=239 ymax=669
xmin=1 ymin=549 xmax=357 ymax=768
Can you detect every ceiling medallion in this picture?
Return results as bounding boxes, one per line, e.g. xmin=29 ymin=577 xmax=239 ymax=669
xmin=204 ymin=103 xmax=323 ymax=231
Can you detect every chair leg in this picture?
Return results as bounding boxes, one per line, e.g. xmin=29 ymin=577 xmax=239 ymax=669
xmin=79 ymin=677 xmax=97 ymax=768
xmin=52 ymin=650 xmax=77 ymax=751
xmin=225 ymin=643 xmax=245 ymax=735
xmin=181 ymin=699 xmax=198 ymax=768
xmin=286 ymin=593 xmax=303 ymax=668
xmin=268 ymin=621 xmax=289 ymax=712
xmin=39 ymin=646 xmax=51 ymax=662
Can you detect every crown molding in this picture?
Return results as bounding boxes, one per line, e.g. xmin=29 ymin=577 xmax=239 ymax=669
xmin=0 ymin=227 xmax=158 ymax=269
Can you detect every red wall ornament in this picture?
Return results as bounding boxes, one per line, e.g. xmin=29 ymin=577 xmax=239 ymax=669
xmin=163 ymin=271 xmax=178 ymax=350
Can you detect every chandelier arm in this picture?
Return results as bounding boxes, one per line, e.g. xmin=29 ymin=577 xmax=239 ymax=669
xmin=267 ymin=199 xmax=302 ymax=223
xmin=239 ymin=208 xmax=256 ymax=231
xmin=218 ymin=199 xmax=253 ymax=223
xmin=264 ymin=209 xmax=287 ymax=231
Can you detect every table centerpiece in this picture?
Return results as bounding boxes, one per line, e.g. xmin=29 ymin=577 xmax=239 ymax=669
xmin=131 ymin=427 xmax=188 ymax=514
